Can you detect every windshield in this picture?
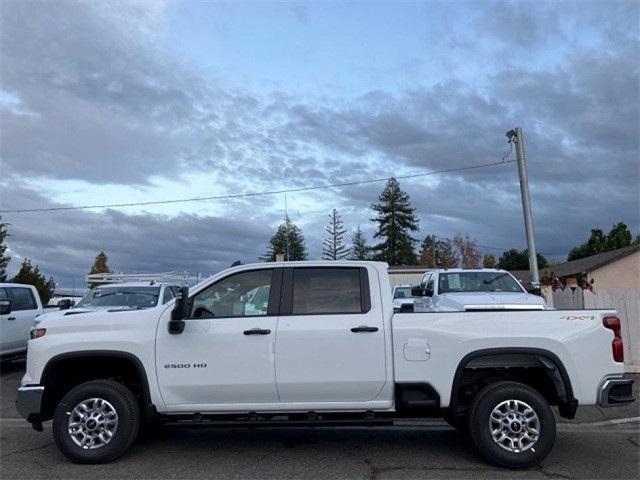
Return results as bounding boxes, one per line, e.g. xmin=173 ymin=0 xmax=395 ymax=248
xmin=76 ymin=286 xmax=160 ymax=309
xmin=438 ymin=272 xmax=524 ymax=294
xmin=394 ymin=287 xmax=413 ymax=299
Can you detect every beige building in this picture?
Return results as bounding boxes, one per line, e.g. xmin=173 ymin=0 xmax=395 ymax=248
xmin=387 ymin=265 xmax=434 ymax=288
xmin=532 ymin=245 xmax=640 ymax=293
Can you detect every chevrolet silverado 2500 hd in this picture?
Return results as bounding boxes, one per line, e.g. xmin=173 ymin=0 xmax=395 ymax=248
xmin=16 ymin=261 xmax=634 ymax=467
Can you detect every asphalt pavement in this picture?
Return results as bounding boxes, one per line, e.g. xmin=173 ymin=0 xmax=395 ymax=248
xmin=1 ymin=360 xmax=638 ymax=479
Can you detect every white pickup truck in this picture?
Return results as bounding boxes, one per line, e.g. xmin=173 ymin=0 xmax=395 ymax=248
xmin=413 ymin=268 xmax=547 ymax=312
xmin=17 ymin=261 xmax=633 ymax=468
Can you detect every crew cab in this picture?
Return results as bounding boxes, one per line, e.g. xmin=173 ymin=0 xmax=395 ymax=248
xmin=16 ymin=261 xmax=633 ymax=468
xmin=0 ymin=283 xmax=44 ymax=360
xmin=413 ymin=268 xmax=547 ymax=312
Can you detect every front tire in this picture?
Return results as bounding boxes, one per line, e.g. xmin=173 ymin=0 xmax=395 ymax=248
xmin=468 ymin=381 xmax=555 ymax=469
xmin=53 ymin=380 xmax=140 ymax=464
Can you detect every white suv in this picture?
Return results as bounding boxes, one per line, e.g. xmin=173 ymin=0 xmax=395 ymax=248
xmin=0 ymin=283 xmax=44 ymax=359
xmin=413 ymin=268 xmax=546 ymax=312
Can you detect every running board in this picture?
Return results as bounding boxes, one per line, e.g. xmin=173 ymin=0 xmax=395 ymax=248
xmin=160 ymin=411 xmax=394 ymax=428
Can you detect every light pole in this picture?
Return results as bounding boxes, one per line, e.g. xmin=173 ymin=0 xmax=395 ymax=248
xmin=506 ymin=127 xmax=540 ymax=287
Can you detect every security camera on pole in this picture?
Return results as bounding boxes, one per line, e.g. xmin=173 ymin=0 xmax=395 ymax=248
xmin=506 ymin=127 xmax=540 ymax=289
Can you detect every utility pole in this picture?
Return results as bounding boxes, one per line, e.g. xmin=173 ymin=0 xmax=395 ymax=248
xmin=284 ymin=193 xmax=290 ymax=261
xmin=506 ymin=127 xmax=539 ymax=286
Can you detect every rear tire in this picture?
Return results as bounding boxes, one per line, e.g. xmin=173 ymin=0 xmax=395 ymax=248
xmin=53 ymin=380 xmax=140 ymax=464
xmin=468 ymin=381 xmax=555 ymax=469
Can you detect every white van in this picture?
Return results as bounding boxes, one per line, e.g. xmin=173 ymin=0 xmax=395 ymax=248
xmin=0 ymin=283 xmax=44 ymax=359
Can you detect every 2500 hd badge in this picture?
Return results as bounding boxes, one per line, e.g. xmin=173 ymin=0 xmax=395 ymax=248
xmin=164 ymin=363 xmax=207 ymax=369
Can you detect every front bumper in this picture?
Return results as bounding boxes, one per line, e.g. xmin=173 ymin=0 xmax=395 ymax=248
xmin=16 ymin=385 xmax=45 ymax=429
xmin=597 ymin=375 xmax=635 ymax=407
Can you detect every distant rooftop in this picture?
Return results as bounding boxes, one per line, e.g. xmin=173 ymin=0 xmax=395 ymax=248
xmin=510 ymin=245 xmax=640 ymax=283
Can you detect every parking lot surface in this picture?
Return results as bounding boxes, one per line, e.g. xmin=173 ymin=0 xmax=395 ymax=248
xmin=1 ymin=361 xmax=638 ymax=479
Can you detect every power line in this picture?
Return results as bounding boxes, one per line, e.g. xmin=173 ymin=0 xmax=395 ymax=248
xmin=0 ymin=159 xmax=515 ymax=214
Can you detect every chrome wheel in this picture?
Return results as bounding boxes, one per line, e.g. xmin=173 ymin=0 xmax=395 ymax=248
xmin=67 ymin=398 xmax=118 ymax=450
xmin=489 ymin=399 xmax=540 ymax=453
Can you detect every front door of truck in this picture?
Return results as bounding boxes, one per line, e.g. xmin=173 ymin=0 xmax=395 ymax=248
xmin=156 ymin=268 xmax=281 ymax=408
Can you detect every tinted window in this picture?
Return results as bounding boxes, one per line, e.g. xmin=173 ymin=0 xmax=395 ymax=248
xmin=0 ymin=288 xmax=7 ymax=300
xmin=292 ymin=268 xmax=362 ymax=314
xmin=191 ymin=269 xmax=273 ymax=319
xmin=7 ymin=287 xmax=37 ymax=311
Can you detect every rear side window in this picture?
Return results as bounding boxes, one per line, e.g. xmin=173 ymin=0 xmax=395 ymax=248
xmin=292 ymin=268 xmax=365 ymax=315
xmin=0 ymin=288 xmax=7 ymax=300
xmin=7 ymin=287 xmax=37 ymax=311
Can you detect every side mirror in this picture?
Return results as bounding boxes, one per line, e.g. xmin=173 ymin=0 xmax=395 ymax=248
xmin=411 ymin=286 xmax=424 ymax=297
xmin=57 ymin=299 xmax=73 ymax=310
xmin=0 ymin=299 xmax=11 ymax=315
xmin=168 ymin=286 xmax=189 ymax=334
xmin=424 ymin=288 xmax=434 ymax=298
xmin=526 ymin=282 xmax=542 ymax=296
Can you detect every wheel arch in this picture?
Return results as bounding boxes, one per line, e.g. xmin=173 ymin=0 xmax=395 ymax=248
xmin=40 ymin=350 xmax=154 ymax=421
xmin=449 ymin=347 xmax=578 ymax=419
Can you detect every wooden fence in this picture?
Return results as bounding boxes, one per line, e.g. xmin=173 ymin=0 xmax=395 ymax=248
xmin=548 ymin=287 xmax=640 ymax=373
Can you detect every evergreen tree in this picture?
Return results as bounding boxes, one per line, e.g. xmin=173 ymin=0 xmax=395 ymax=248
xmin=370 ymin=177 xmax=419 ymax=265
xmin=349 ymin=226 xmax=369 ymax=260
xmin=482 ymin=254 xmax=497 ymax=268
xmin=261 ymin=215 xmax=307 ymax=261
xmin=10 ymin=259 xmax=55 ymax=304
xmin=0 ymin=217 xmax=10 ymax=282
xmin=88 ymin=251 xmax=112 ymax=288
xmin=322 ymin=209 xmax=349 ymax=260
xmin=418 ymin=235 xmax=457 ymax=268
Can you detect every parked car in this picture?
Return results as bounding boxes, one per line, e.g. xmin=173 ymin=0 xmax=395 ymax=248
xmin=413 ymin=268 xmax=547 ymax=312
xmin=392 ymin=284 xmax=415 ymax=312
xmin=33 ymin=282 xmax=184 ymax=326
xmin=0 ymin=283 xmax=44 ymax=360
xmin=17 ymin=261 xmax=633 ymax=468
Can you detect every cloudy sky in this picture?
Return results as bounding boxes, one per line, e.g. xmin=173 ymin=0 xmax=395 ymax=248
xmin=1 ymin=0 xmax=638 ymax=286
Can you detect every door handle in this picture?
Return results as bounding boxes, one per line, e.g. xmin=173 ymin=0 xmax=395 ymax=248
xmin=351 ymin=326 xmax=378 ymax=333
xmin=243 ymin=328 xmax=271 ymax=335
xmin=7 ymin=317 xmax=16 ymax=321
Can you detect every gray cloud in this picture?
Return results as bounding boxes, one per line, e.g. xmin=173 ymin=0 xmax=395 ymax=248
xmin=1 ymin=1 xmax=638 ymax=285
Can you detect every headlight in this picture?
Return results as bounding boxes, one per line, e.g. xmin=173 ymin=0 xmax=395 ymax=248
xmin=30 ymin=328 xmax=46 ymax=339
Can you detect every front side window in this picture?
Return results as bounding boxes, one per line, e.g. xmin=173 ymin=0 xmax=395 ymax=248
xmin=76 ymin=286 xmax=160 ymax=309
xmin=191 ymin=269 xmax=273 ymax=319
xmin=292 ymin=268 xmax=363 ymax=315
xmin=7 ymin=287 xmax=37 ymax=311
xmin=438 ymin=272 xmax=524 ymax=294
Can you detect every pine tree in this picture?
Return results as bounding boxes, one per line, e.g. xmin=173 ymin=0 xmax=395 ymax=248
xmin=349 ymin=226 xmax=369 ymax=260
xmin=11 ymin=259 xmax=55 ymax=304
xmin=0 ymin=217 xmax=10 ymax=282
xmin=370 ymin=177 xmax=419 ymax=265
xmin=322 ymin=209 xmax=349 ymax=260
xmin=261 ymin=215 xmax=308 ymax=261
xmin=88 ymin=251 xmax=112 ymax=288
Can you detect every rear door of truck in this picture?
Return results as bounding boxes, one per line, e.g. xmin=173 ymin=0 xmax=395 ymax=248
xmin=274 ymin=265 xmax=387 ymax=403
